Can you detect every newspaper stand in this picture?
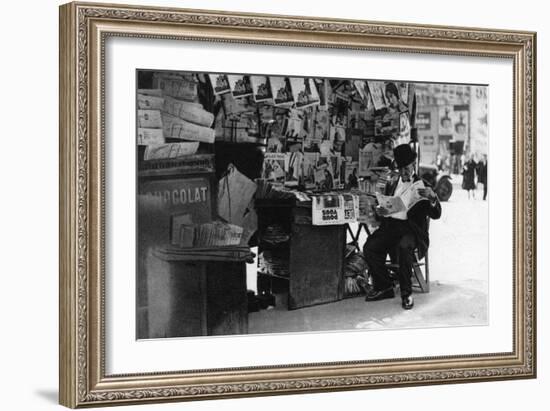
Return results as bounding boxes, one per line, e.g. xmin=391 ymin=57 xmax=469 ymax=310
xmin=256 ymin=198 xmax=346 ymax=309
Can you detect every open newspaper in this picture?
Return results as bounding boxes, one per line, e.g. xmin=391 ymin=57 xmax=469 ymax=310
xmin=375 ymin=180 xmax=428 ymax=215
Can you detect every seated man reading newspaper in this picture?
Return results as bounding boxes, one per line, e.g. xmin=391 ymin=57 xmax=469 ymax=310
xmin=363 ymin=144 xmax=442 ymax=310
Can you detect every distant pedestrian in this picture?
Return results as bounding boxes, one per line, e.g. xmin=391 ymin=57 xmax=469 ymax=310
xmin=477 ymin=154 xmax=488 ymax=200
xmin=462 ymin=155 xmax=477 ymax=199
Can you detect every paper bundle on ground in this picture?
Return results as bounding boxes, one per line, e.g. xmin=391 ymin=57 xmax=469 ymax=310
xmin=311 ymin=193 xmax=359 ymax=226
xmin=137 ymin=128 xmax=164 ymax=145
xmin=163 ymin=96 xmax=214 ymax=127
xmin=162 ymin=113 xmax=216 ymax=143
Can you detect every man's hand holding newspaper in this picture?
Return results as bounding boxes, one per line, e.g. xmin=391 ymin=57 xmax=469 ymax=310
xmin=375 ymin=180 xmax=435 ymax=217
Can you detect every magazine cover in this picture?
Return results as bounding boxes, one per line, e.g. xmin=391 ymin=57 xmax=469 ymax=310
xmin=270 ymin=76 xmax=295 ymax=106
xmin=302 ymin=152 xmax=318 ymax=189
xmin=227 ymin=74 xmax=253 ymax=98
xmin=289 ymin=77 xmax=320 ymax=109
xmin=261 ymin=153 xmax=286 ymax=184
xmin=208 ymin=73 xmax=231 ymax=95
xmin=367 ymin=80 xmax=388 ymax=110
xmin=250 ymin=75 xmax=273 ymax=102
xmin=285 ymin=151 xmax=303 ymax=187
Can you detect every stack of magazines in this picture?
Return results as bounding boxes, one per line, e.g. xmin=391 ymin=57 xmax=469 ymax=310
xmin=255 ymin=179 xmax=310 ymax=202
xmin=258 ymin=251 xmax=290 ymax=278
xmin=262 ymin=224 xmax=290 ymax=245
xmin=137 ymin=89 xmax=165 ymax=146
xmin=149 ymin=72 xmax=217 ymax=144
xmin=173 ymin=220 xmax=244 ymax=248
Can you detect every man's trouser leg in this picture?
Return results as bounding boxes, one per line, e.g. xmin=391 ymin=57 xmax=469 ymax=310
xmin=396 ymin=233 xmax=416 ymax=298
xmin=363 ymin=222 xmax=398 ymax=291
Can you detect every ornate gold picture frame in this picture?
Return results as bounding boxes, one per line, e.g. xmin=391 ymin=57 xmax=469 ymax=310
xmin=59 ymin=1 xmax=536 ymax=408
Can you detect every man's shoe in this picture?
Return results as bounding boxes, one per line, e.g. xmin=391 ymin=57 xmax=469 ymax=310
xmin=365 ymin=287 xmax=395 ymax=302
xmin=401 ymin=295 xmax=414 ymax=310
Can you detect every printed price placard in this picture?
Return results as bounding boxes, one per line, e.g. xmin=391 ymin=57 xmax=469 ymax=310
xmin=312 ymin=193 xmax=359 ymax=226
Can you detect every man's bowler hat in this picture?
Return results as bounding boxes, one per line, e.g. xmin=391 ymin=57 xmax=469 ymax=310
xmin=393 ymin=144 xmax=417 ymax=168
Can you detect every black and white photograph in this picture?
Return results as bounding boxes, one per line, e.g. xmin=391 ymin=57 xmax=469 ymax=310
xmin=49 ymin=1 xmax=540 ymax=407
xmin=135 ymin=69 xmax=490 ymax=339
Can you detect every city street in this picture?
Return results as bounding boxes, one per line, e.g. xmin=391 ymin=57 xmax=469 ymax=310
xmin=248 ymin=177 xmax=489 ymax=334
xmin=430 ymin=176 xmax=488 ymax=292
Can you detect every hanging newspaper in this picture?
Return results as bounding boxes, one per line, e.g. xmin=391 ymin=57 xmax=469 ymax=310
xmin=250 ymin=75 xmax=273 ymax=102
xmin=358 ymin=142 xmax=384 ymax=177
xmin=353 ymin=80 xmax=374 ymax=110
xmin=208 ymin=74 xmax=231 ymax=95
xmin=217 ymin=164 xmax=257 ymax=226
xmin=311 ymin=193 xmax=359 ymax=226
xmin=367 ymin=81 xmax=388 ymax=110
xmin=261 ymin=153 xmax=286 ymax=184
xmin=396 ymin=112 xmax=411 ymax=145
xmin=227 ymin=74 xmax=253 ymax=99
xmin=289 ymin=77 xmax=320 ymax=109
xmin=270 ymin=76 xmax=294 ymax=106
xmin=315 ymin=78 xmax=329 ymax=110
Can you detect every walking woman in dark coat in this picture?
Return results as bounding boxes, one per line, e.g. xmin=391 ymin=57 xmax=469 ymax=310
xmin=462 ymin=155 xmax=477 ymax=199
xmin=476 ymin=154 xmax=488 ymax=200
